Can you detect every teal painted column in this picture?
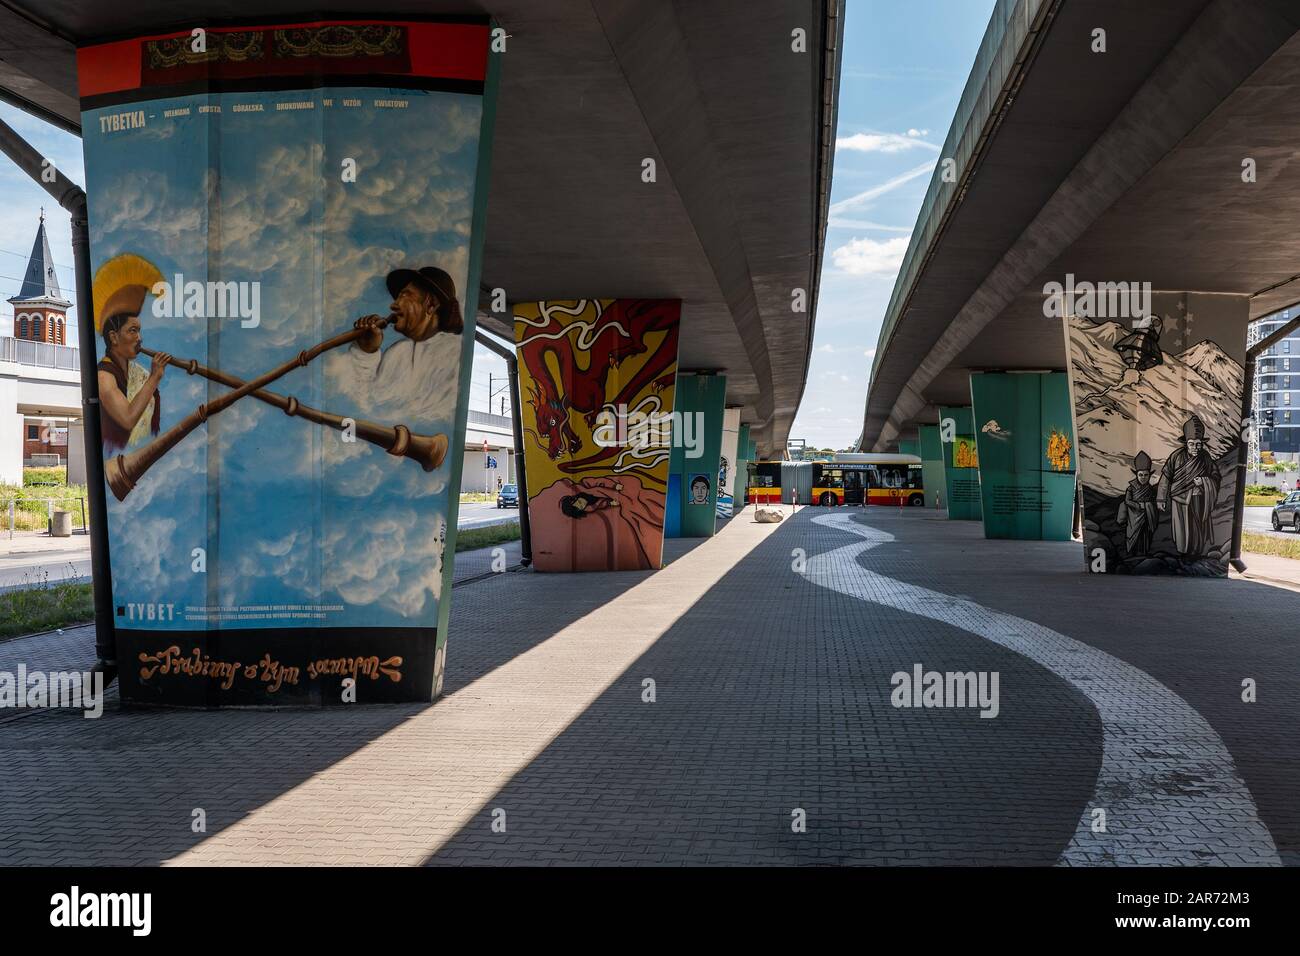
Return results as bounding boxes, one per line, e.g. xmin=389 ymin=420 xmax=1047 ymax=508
xmin=898 ymin=438 xmax=919 ymax=457
xmin=970 ymin=372 xmax=1076 ymax=540
xmin=733 ymin=422 xmax=752 ymax=509
xmin=667 ymin=373 xmax=726 ymax=537
xmin=918 ymin=424 xmax=945 ymax=510
xmin=938 ymin=405 xmax=982 ymax=520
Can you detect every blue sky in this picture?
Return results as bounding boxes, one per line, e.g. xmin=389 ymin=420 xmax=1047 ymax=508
xmin=789 ymin=0 xmax=996 ymax=450
xmin=1 ymin=1 xmax=995 ymax=451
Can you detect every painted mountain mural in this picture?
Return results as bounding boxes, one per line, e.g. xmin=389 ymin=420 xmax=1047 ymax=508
xmin=1067 ymin=315 xmax=1244 ymax=576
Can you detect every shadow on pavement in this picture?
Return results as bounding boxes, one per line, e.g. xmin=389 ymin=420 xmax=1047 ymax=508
xmin=424 ymin=508 xmax=1101 ymax=865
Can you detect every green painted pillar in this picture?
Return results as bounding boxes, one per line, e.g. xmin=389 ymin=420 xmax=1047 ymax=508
xmin=898 ymin=438 xmax=919 ymax=457
xmin=938 ymin=405 xmax=982 ymax=520
xmin=918 ymin=425 xmax=945 ymax=510
xmin=733 ymin=422 xmax=752 ymax=510
xmin=667 ymin=373 xmax=726 ymax=537
xmin=970 ymin=372 xmax=1077 ymax=540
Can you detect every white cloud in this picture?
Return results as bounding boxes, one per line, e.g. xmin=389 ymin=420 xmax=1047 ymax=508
xmin=837 ymin=132 xmax=939 ymax=154
xmin=864 ymin=347 xmax=877 ymax=360
xmin=831 ymin=235 xmax=912 ymax=276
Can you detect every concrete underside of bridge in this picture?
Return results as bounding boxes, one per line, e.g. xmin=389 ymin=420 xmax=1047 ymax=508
xmin=0 ymin=0 xmax=841 ymax=457
xmin=863 ymin=0 xmax=1300 ymax=451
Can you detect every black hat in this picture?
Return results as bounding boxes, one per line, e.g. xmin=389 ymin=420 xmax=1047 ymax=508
xmin=386 ymin=266 xmax=463 ymax=334
xmin=387 ymin=266 xmax=456 ymax=303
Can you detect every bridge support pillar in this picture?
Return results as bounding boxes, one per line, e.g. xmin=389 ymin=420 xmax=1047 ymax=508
xmin=733 ymin=423 xmax=754 ymax=509
xmin=1065 ymin=292 xmax=1249 ymax=576
xmin=969 ymin=371 xmax=1077 ymax=540
xmin=666 ymin=372 xmax=726 ymax=537
xmin=917 ymin=424 xmax=945 ymax=510
xmin=937 ymin=405 xmax=982 ymax=520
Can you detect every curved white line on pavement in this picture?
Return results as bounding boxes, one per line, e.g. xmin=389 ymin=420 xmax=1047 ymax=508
xmin=806 ymin=511 xmax=1279 ymax=867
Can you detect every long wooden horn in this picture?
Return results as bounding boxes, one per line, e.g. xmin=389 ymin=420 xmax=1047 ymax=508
xmin=104 ymin=317 xmax=430 ymax=501
xmin=139 ymin=347 xmax=448 ymax=476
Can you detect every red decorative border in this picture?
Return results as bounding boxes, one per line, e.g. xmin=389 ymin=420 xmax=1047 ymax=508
xmin=78 ymin=20 xmax=488 ymax=98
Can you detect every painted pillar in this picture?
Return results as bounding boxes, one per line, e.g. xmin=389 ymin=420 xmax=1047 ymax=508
xmin=898 ymin=438 xmax=919 ymax=457
xmin=77 ymin=17 xmax=499 ymax=706
xmin=734 ymin=423 xmax=752 ymax=507
xmin=666 ymin=372 xmax=726 ymax=537
xmin=938 ymin=405 xmax=982 ymax=520
xmin=917 ymin=424 xmax=945 ymax=510
xmin=1065 ymin=293 xmax=1248 ymax=576
xmin=970 ymin=371 xmax=1076 ymax=540
xmin=717 ymin=406 xmax=741 ymax=517
xmin=514 ymin=298 xmax=681 ymax=571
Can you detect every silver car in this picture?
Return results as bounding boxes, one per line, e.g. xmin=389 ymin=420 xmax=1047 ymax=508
xmin=1271 ymin=491 xmax=1300 ymax=532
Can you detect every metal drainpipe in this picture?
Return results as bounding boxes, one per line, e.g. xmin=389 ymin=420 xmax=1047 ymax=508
xmin=0 ymin=114 xmax=118 ymax=680
xmin=473 ymin=327 xmax=531 ymax=565
xmin=1230 ymin=313 xmax=1300 ymax=572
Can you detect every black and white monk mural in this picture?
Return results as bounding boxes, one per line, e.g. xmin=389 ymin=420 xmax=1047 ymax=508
xmin=1065 ymin=293 xmax=1247 ymax=576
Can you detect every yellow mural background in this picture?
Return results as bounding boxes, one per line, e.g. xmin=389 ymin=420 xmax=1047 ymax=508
xmin=513 ymin=299 xmax=678 ymax=495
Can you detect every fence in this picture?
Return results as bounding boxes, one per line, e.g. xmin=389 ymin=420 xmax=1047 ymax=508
xmin=2 ymin=497 xmax=88 ymax=538
xmin=0 ymin=336 xmax=80 ymax=370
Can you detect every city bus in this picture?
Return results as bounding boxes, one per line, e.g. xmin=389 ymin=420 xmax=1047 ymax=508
xmin=812 ymin=454 xmax=924 ymax=507
xmin=745 ymin=454 xmax=924 ymax=507
xmin=745 ymin=460 xmax=786 ymax=504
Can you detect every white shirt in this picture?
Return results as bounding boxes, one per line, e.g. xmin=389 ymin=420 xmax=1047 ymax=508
xmin=327 ymin=332 xmax=464 ymax=424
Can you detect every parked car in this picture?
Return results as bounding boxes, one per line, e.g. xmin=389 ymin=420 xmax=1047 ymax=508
xmin=497 ymin=484 xmax=519 ymax=509
xmin=1271 ymin=491 xmax=1300 ymax=532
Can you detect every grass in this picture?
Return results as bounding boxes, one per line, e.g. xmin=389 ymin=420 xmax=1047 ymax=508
xmin=0 ymin=568 xmax=94 ymax=640
xmin=459 ymin=491 xmax=500 ymax=503
xmin=1246 ymin=494 xmax=1285 ymax=507
xmin=1243 ymin=531 xmax=1300 ymax=561
xmin=455 ymin=521 xmax=521 ymax=553
xmin=1 ymin=469 xmax=89 ymax=531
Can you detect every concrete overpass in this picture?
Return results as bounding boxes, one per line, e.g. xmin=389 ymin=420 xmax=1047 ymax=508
xmin=0 ymin=0 xmax=843 ymax=458
xmin=860 ymin=0 xmax=1300 ymax=452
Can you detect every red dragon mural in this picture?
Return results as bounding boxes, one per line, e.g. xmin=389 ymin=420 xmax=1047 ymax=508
xmin=515 ymin=299 xmax=680 ymax=472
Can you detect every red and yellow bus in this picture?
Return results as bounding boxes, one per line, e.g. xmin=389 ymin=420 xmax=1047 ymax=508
xmin=745 ymin=460 xmax=785 ymax=505
xmin=745 ymin=454 xmax=925 ymax=507
xmin=811 ymin=456 xmax=924 ymax=507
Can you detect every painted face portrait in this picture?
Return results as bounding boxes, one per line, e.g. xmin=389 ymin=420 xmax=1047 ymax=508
xmin=690 ymin=477 xmax=709 ymax=503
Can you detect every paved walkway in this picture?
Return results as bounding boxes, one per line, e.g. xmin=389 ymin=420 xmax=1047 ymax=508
xmin=1 ymin=506 xmax=1297 ymax=865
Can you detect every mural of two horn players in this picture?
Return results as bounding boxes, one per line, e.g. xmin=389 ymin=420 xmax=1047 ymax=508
xmin=78 ymin=18 xmax=499 ymax=705
xmin=1066 ymin=293 xmax=1246 ymax=576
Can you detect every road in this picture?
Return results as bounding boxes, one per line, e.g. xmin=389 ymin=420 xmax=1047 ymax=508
xmin=457 ymin=501 xmax=520 ymax=529
xmin=0 ymin=535 xmax=91 ymax=592
xmin=1246 ymin=504 xmax=1299 ymax=540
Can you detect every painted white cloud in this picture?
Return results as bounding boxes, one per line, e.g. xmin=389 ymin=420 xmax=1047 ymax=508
xmin=831 ymin=235 xmax=912 ymax=276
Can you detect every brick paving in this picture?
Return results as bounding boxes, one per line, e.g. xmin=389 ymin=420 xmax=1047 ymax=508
xmin=0 ymin=505 xmax=1296 ymax=866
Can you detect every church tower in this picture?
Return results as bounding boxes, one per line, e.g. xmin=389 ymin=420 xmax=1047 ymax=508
xmin=7 ymin=210 xmax=72 ymax=345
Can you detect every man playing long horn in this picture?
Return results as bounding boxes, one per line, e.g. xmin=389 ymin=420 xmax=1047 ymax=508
xmin=344 ymin=266 xmax=464 ymax=420
xmin=93 ymin=254 xmax=173 ymax=453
